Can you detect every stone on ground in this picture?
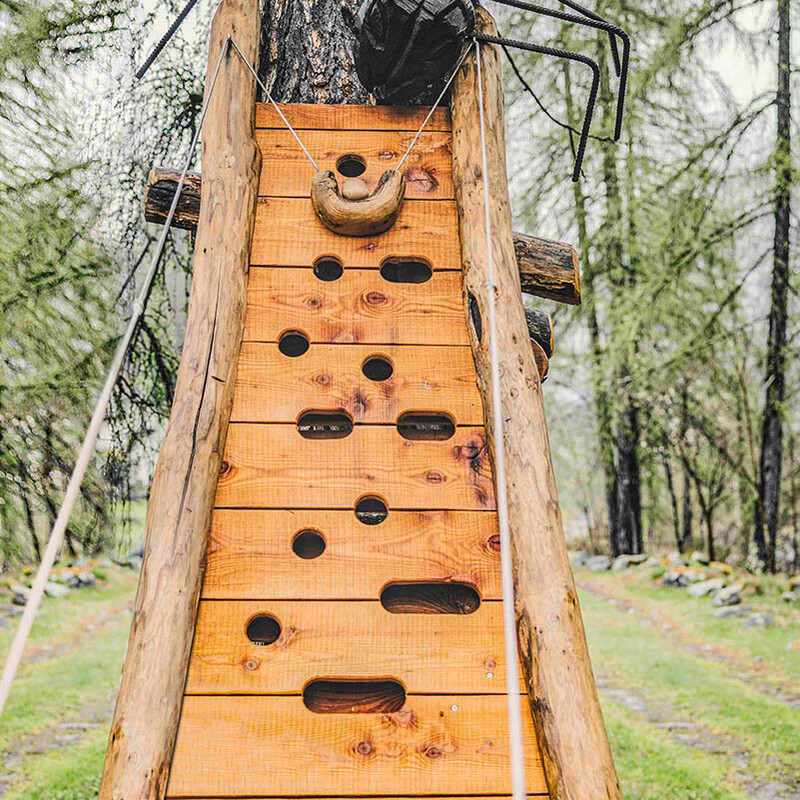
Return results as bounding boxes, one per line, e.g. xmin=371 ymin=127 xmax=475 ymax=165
xmin=568 ymin=551 xmax=590 ymax=569
xmin=44 ymin=581 xmax=70 ymax=598
xmin=741 ymin=611 xmax=773 ymax=628
xmin=689 ymin=550 xmax=710 ymax=565
xmin=687 ymin=578 xmax=725 ymax=597
xmin=713 ymin=584 xmax=743 ymax=606
xmin=585 ymin=555 xmax=612 ymax=572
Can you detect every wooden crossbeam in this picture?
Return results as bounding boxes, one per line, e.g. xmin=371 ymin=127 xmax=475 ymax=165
xmin=144 ymin=167 xmax=580 ymax=304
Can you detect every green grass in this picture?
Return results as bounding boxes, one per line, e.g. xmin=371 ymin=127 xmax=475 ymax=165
xmin=1 ymin=553 xmax=799 ymax=798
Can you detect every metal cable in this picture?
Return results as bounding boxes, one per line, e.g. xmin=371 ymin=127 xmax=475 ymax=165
xmin=228 ymin=39 xmax=320 ymax=172
xmin=475 ymin=39 xmax=528 ymax=800
xmin=136 ymin=0 xmax=202 ymax=80
xmin=0 ymin=35 xmax=232 ymax=720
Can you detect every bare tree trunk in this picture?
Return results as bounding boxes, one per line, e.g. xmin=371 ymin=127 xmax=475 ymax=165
xmin=563 ymin=55 xmax=620 ymax=554
xmin=790 ymin=432 xmax=799 ymax=571
xmin=756 ymin=0 xmax=791 ymax=574
xmin=258 ymin=0 xmax=368 ymax=103
xmin=662 ymin=448 xmax=683 ymax=552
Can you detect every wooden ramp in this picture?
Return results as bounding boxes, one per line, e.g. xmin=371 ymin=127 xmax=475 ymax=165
xmin=166 ymin=103 xmax=547 ymax=799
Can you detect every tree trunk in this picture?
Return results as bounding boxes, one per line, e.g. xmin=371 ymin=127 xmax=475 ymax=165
xmin=562 ymin=56 xmax=619 ymax=552
xmin=258 ymin=0 xmax=368 ymax=103
xmin=755 ymin=0 xmax=791 ymax=574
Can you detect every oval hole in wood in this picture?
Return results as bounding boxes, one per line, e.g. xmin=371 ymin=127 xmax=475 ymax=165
xmin=380 ymin=258 xmax=432 ymax=284
xmin=336 ymin=154 xmax=366 ymax=178
xmin=313 ymin=256 xmax=343 ymax=281
xmin=362 ymin=355 xmax=393 ymax=382
xmin=355 ymin=495 xmax=388 ymax=525
xmin=245 ymin=614 xmax=281 ymax=645
xmin=380 ymin=581 xmax=481 ymax=614
xmin=279 ymin=330 xmax=310 ymax=357
xmin=297 ymin=410 xmax=354 ymax=439
xmin=292 ymin=529 xmax=326 ymax=559
xmin=397 ymin=411 xmax=455 ymax=441
xmin=303 ymin=678 xmax=405 ymax=713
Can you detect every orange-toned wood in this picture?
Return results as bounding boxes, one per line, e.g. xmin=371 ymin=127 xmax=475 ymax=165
xmin=203 ymin=509 xmax=502 ymax=599
xmin=251 ymin=197 xmax=460 ymax=267
xmin=231 ymin=343 xmax=482 ymax=424
xmin=244 ymin=267 xmax=468 ymax=345
xmin=167 ymin=695 xmax=547 ymax=797
xmin=216 ymin=424 xmax=496 ymax=510
xmin=176 ymin=797 xmax=544 ymax=799
xmin=257 ymin=129 xmax=454 ymax=200
xmin=256 ymin=102 xmax=452 ymax=131
xmin=186 ymin=600 xmax=525 ymax=694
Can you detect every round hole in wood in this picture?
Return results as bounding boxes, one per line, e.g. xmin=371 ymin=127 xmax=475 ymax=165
xmin=362 ymin=356 xmax=393 ymax=382
xmin=380 ymin=581 xmax=481 ymax=614
xmin=297 ymin=410 xmax=354 ymax=439
xmin=336 ymin=153 xmax=367 ymax=178
xmin=397 ymin=411 xmax=455 ymax=441
xmin=245 ymin=614 xmax=281 ymax=645
xmin=313 ymin=256 xmax=343 ymax=281
xmin=380 ymin=258 xmax=432 ymax=284
xmin=355 ymin=495 xmax=388 ymax=525
xmin=303 ymin=678 xmax=406 ymax=713
xmin=278 ymin=330 xmax=310 ymax=357
xmin=292 ymin=529 xmax=326 ymax=559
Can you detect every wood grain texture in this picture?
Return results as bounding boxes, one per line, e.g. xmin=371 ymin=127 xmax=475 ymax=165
xmin=257 ymin=129 xmax=453 ymax=199
xmin=244 ymin=267 xmax=468 ymax=345
xmin=144 ymin=168 xmax=202 ymax=230
xmin=202 ymin=509 xmax=502 ymax=599
xmin=167 ymin=695 xmax=547 ymax=796
xmin=215 ymin=424 xmax=496 ymax=510
xmin=230 ymin=342 xmax=482 ymax=424
xmin=99 ymin=4 xmax=262 ymax=799
xmin=311 ymin=169 xmax=406 ymax=237
xmin=451 ymin=9 xmax=621 ymax=800
xmin=256 ymin=102 xmax=452 ymax=131
xmin=186 ymin=600 xmax=522 ymax=694
xmin=251 ymin=196 xmax=460 ymax=267
xmin=515 ymin=232 xmax=581 ymax=304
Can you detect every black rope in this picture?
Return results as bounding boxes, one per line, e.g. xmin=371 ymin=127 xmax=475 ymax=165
xmin=135 ymin=0 xmax=202 ymax=80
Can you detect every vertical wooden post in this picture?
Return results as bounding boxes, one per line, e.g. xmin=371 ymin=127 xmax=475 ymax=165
xmin=451 ymin=8 xmax=623 ymax=800
xmin=98 ymin=2 xmax=261 ymax=798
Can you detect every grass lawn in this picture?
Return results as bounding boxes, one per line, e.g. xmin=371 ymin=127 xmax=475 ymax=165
xmin=0 ymin=556 xmax=797 ymax=799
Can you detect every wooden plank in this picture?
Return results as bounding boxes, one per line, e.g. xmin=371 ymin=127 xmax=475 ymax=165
xmin=256 ymin=102 xmax=451 ymax=131
xmin=203 ymin=509 xmax=502 ymax=600
xmin=244 ymin=267 xmax=468 ymax=346
xmin=167 ymin=695 xmax=547 ymax=797
xmin=215 ymin=424 xmax=496 ymax=510
xmin=98 ymin=4 xmax=262 ymax=799
xmin=251 ymin=197 xmax=461 ymax=267
xmin=231 ymin=343 xmax=482 ymax=424
xmin=186 ymin=600 xmax=525 ymax=694
xmin=176 ymin=796 xmax=545 ymax=799
xmin=257 ymin=130 xmax=453 ymax=200
xmin=452 ymin=11 xmax=621 ymax=800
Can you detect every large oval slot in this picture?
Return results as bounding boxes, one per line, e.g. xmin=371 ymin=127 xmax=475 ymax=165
xmin=380 ymin=581 xmax=481 ymax=614
xmin=397 ymin=411 xmax=455 ymax=441
xmin=303 ymin=678 xmax=406 ymax=713
xmin=297 ymin=410 xmax=354 ymax=439
xmin=380 ymin=258 xmax=432 ymax=284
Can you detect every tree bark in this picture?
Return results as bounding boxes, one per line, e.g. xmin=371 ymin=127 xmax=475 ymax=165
xmin=257 ymin=0 xmax=367 ymax=103
xmin=755 ymin=0 xmax=791 ymax=574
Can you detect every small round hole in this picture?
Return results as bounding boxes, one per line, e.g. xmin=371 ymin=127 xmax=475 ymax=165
xmin=313 ymin=256 xmax=343 ymax=281
xmin=292 ymin=529 xmax=326 ymax=559
xmin=246 ymin=614 xmax=281 ymax=645
xmin=336 ymin=154 xmax=366 ymax=177
xmin=355 ymin=495 xmax=388 ymax=525
xmin=380 ymin=258 xmax=432 ymax=284
xmin=279 ymin=330 xmax=310 ymax=357
xmin=362 ymin=356 xmax=393 ymax=382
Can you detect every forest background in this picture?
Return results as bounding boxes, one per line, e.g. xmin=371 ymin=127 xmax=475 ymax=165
xmin=0 ymin=0 xmax=797 ymax=576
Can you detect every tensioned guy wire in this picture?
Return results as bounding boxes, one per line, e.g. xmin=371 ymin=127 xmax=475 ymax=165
xmin=396 ymin=42 xmax=475 ymax=171
xmin=0 ymin=35 xmax=232 ymax=720
xmin=228 ymin=38 xmax=320 ymax=172
xmin=475 ymin=39 xmax=528 ymax=800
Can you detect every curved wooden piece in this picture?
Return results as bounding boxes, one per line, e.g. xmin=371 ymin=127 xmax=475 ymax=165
xmin=98 ymin=2 xmax=262 ymax=798
xmin=311 ymin=169 xmax=406 ymax=236
xmin=451 ymin=7 xmax=622 ymax=800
